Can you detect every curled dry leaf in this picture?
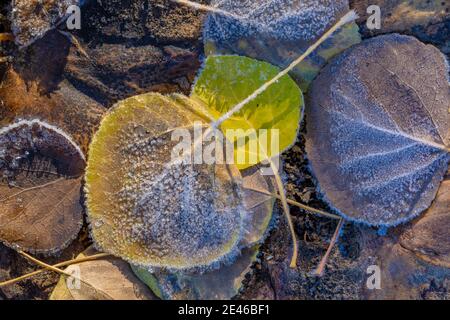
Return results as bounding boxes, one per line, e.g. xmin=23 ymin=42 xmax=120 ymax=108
xmin=10 ymin=0 xmax=80 ymax=47
xmin=203 ymin=0 xmax=361 ymax=90
xmin=306 ymin=34 xmax=450 ymax=226
xmin=50 ymin=247 xmax=156 ymax=300
xmin=0 ymin=120 xmax=85 ymax=253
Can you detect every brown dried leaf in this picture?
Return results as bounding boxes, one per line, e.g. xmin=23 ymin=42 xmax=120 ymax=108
xmin=352 ymin=0 xmax=449 ymax=54
xmin=400 ymin=175 xmax=450 ymax=267
xmin=0 ymin=120 xmax=85 ymax=253
xmin=50 ymin=247 xmax=157 ymax=300
xmin=241 ymin=166 xmax=276 ymax=246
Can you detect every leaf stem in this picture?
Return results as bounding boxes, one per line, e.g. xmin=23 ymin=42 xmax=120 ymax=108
xmin=269 ymin=159 xmax=298 ymax=268
xmin=169 ymin=0 xmax=240 ymax=19
xmin=314 ymin=218 xmax=344 ymax=276
xmin=211 ymin=10 xmax=359 ymax=129
xmin=246 ymin=186 xmax=341 ymax=220
xmin=0 ymin=252 xmax=110 ymax=287
xmin=18 ymin=251 xmax=78 ymax=279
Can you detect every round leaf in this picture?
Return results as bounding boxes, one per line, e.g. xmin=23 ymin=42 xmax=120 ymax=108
xmin=306 ymin=34 xmax=450 ymax=226
xmin=85 ymin=93 xmax=246 ymax=270
xmin=0 ymin=120 xmax=85 ymax=253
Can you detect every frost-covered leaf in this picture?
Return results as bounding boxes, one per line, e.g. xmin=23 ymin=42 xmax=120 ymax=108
xmin=10 ymin=0 xmax=80 ymax=47
xmin=203 ymin=0 xmax=361 ymax=90
xmin=50 ymin=247 xmax=156 ymax=300
xmin=0 ymin=120 xmax=85 ymax=253
xmin=192 ymin=55 xmax=303 ymax=170
xmin=131 ymin=167 xmax=274 ymax=300
xmin=132 ymin=246 xmax=259 ymax=300
xmin=86 ymin=93 xmax=246 ymax=270
xmin=306 ymin=34 xmax=450 ymax=226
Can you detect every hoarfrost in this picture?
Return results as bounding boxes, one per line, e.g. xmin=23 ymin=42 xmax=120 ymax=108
xmin=204 ymin=0 xmax=360 ymax=89
xmin=306 ymin=34 xmax=450 ymax=226
xmin=86 ymin=94 xmax=246 ymax=270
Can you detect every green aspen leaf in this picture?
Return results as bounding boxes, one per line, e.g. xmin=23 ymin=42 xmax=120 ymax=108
xmin=85 ymin=93 xmax=246 ymax=270
xmin=192 ymin=55 xmax=303 ymax=170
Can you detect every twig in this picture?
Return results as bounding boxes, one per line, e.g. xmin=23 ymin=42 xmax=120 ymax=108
xmin=246 ymin=186 xmax=341 ymax=220
xmin=314 ymin=218 xmax=344 ymax=277
xmin=18 ymin=251 xmax=78 ymax=279
xmin=169 ymin=0 xmax=239 ymax=18
xmin=271 ymin=161 xmax=298 ymax=268
xmin=0 ymin=253 xmax=110 ymax=287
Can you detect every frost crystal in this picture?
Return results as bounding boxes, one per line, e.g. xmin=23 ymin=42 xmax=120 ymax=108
xmin=10 ymin=0 xmax=80 ymax=47
xmin=85 ymin=93 xmax=247 ymax=270
xmin=204 ymin=0 xmax=360 ymax=90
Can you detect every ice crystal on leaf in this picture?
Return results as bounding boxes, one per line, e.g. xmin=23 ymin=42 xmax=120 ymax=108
xmin=203 ymin=0 xmax=361 ymax=90
xmin=0 ymin=120 xmax=85 ymax=253
xmin=85 ymin=94 xmax=245 ymax=270
xmin=306 ymin=34 xmax=450 ymax=226
xmin=10 ymin=0 xmax=80 ymax=47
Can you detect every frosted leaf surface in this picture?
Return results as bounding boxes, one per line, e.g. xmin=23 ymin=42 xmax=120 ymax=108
xmin=203 ymin=0 xmax=361 ymax=90
xmin=131 ymin=167 xmax=275 ymax=300
xmin=10 ymin=0 xmax=80 ymax=47
xmin=0 ymin=120 xmax=85 ymax=253
xmin=85 ymin=93 xmax=246 ymax=270
xmin=306 ymin=34 xmax=450 ymax=226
